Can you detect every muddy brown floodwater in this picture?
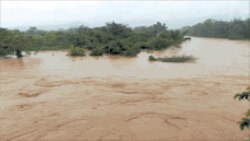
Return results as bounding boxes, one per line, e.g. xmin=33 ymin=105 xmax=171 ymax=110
xmin=0 ymin=37 xmax=249 ymax=141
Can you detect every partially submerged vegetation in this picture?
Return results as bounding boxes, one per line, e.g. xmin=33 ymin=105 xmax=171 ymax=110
xmin=69 ymin=45 xmax=85 ymax=56
xmin=183 ymin=18 xmax=250 ymax=39
xmin=234 ymin=87 xmax=250 ymax=130
xmin=148 ymin=55 xmax=196 ymax=63
xmin=0 ymin=22 xmax=189 ymax=57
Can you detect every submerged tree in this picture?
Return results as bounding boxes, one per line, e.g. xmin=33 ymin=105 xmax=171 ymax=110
xmin=0 ymin=22 xmax=189 ymax=57
xmin=0 ymin=28 xmax=29 ymax=57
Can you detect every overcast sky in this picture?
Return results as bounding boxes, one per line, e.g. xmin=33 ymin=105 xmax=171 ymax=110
xmin=1 ymin=0 xmax=249 ymax=29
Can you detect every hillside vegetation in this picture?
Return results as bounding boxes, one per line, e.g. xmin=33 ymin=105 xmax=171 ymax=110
xmin=183 ymin=18 xmax=250 ymax=39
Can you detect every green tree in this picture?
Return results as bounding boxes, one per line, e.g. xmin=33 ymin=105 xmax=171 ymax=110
xmin=186 ymin=18 xmax=250 ymax=39
xmin=0 ymin=21 xmax=188 ymax=57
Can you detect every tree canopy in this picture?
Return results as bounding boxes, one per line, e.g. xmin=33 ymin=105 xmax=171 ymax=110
xmin=0 ymin=22 xmax=188 ymax=57
xmin=183 ymin=18 xmax=250 ymax=39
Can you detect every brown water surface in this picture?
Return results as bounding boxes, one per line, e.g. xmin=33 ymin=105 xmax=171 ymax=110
xmin=0 ymin=37 xmax=249 ymax=140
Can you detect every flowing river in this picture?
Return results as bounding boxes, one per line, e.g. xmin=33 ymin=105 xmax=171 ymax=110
xmin=0 ymin=37 xmax=249 ymax=140
xmin=1 ymin=37 xmax=249 ymax=79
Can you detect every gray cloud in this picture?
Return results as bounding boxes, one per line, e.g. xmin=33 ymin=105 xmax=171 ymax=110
xmin=1 ymin=0 xmax=249 ymax=29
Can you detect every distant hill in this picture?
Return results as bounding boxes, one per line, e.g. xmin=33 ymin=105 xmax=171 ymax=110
xmin=6 ymin=19 xmax=185 ymax=31
xmin=182 ymin=18 xmax=250 ymax=39
xmin=10 ymin=22 xmax=86 ymax=31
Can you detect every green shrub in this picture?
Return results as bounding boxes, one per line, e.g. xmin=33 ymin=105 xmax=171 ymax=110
xmin=1 ymin=22 xmax=190 ymax=57
xmin=90 ymin=47 xmax=104 ymax=56
xmin=123 ymin=48 xmax=140 ymax=57
xmin=69 ymin=45 xmax=85 ymax=56
xmin=147 ymin=36 xmax=174 ymax=50
xmin=234 ymin=87 xmax=250 ymax=130
xmin=148 ymin=55 xmax=157 ymax=61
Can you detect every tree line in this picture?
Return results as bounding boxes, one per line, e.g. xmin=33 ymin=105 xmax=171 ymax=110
xmin=182 ymin=18 xmax=250 ymax=39
xmin=0 ymin=22 xmax=189 ymax=57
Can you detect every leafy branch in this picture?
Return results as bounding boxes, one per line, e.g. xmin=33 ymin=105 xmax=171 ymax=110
xmin=235 ymin=87 xmax=250 ymax=130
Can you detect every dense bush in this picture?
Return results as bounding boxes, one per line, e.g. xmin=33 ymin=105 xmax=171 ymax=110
xmin=147 ymin=36 xmax=173 ymax=50
xmin=69 ymin=45 xmax=85 ymax=56
xmin=90 ymin=47 xmax=104 ymax=56
xmin=148 ymin=55 xmax=157 ymax=61
xmin=0 ymin=22 xmax=188 ymax=57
